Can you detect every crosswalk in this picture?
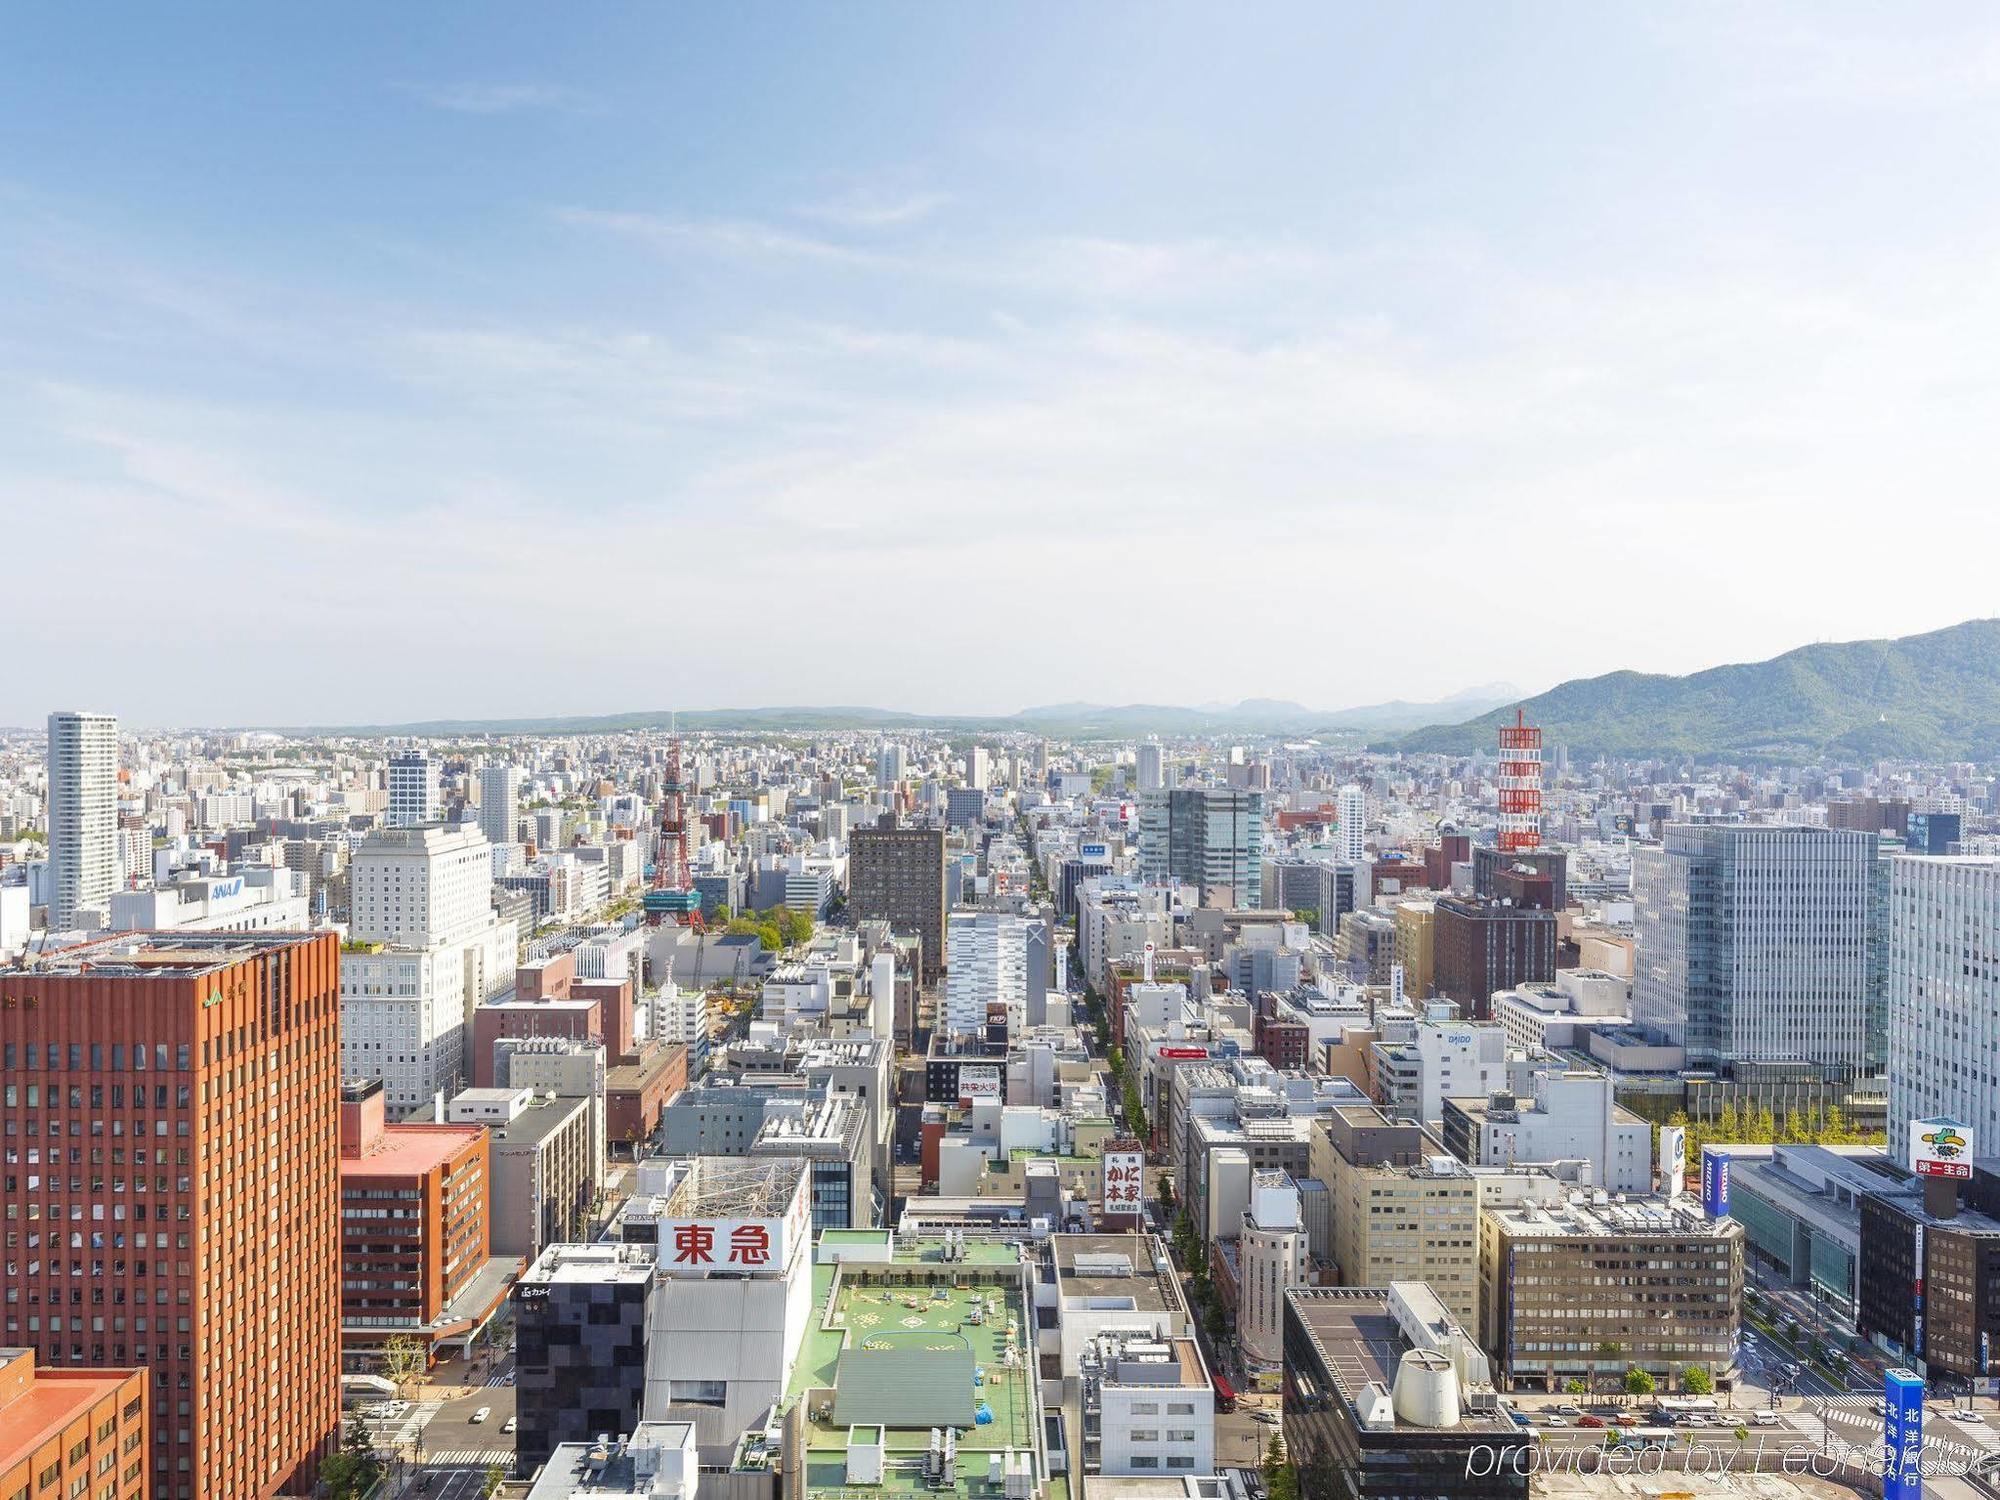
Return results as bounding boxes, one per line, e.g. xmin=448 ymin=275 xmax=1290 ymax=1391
xmin=482 ymin=1373 xmax=514 ymax=1389
xmin=425 ymin=1449 xmax=514 ymax=1466
xmin=1810 ymin=1398 xmax=1992 ymax=1467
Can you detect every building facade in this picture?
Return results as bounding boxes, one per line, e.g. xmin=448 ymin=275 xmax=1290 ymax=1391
xmin=0 ymin=1350 xmax=147 ymax=1500
xmin=1633 ymin=823 xmax=1882 ymax=1082
xmin=846 ymin=814 xmax=946 ymax=984
xmin=0 ymin=930 xmax=343 ymax=1500
xmin=44 ymin=710 xmax=119 ymax=933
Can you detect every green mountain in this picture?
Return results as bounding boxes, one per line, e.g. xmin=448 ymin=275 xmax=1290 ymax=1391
xmin=1395 ymin=619 xmax=2000 ymax=761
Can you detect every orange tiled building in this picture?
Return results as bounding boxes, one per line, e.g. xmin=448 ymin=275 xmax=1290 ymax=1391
xmin=0 ymin=931 xmax=341 ymax=1499
xmin=0 ymin=1349 xmax=148 ymax=1500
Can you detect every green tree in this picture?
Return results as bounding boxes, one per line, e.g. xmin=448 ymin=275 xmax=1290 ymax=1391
xmin=1624 ymin=1367 xmax=1656 ymax=1397
xmin=318 ymin=1421 xmax=382 ymax=1500
xmin=482 ymin=1463 xmax=509 ymax=1496
xmin=1681 ymin=1364 xmax=1713 ymax=1395
xmin=1564 ymin=1378 xmax=1589 ymax=1395
xmin=1264 ymin=1435 xmax=1299 ymax=1500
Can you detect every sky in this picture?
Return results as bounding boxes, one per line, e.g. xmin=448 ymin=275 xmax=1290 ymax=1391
xmin=6 ymin=4 xmax=2000 ymax=728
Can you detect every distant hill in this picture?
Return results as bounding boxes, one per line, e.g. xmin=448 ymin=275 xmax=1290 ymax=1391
xmin=283 ymin=686 xmax=1519 ymax=741
xmin=1394 ymin=619 xmax=2000 ymax=761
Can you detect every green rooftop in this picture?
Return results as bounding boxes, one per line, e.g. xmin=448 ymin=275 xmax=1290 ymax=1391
xmin=788 ymin=1242 xmax=1042 ymax=1498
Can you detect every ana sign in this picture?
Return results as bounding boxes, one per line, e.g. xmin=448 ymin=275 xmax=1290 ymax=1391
xmin=1911 ymin=1117 xmax=1974 ymax=1180
xmin=1158 ymin=1046 xmax=1209 ymax=1060
xmin=1102 ymin=1149 xmax=1144 ymax=1216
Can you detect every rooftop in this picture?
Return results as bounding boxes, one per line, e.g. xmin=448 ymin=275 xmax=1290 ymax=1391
xmin=790 ymin=1247 xmax=1040 ymax=1498
xmin=1284 ymin=1287 xmax=1515 ymax=1436
xmin=2 ymin=929 xmax=322 ymax=979
xmin=1051 ymin=1233 xmax=1177 ymax=1313
xmin=0 ymin=1351 xmax=142 ymax=1475
xmin=339 ymin=1121 xmax=484 ymax=1178
xmin=1486 ymin=1193 xmax=1739 ymax=1239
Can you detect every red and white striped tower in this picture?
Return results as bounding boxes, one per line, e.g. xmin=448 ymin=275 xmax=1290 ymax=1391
xmin=1496 ymin=708 xmax=1543 ymax=854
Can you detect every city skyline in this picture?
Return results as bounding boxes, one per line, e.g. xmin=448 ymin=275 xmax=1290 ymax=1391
xmin=8 ymin=5 xmax=2000 ymax=723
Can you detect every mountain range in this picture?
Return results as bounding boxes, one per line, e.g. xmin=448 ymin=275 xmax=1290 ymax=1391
xmin=1395 ymin=618 xmax=2000 ymax=761
xmin=286 ymin=685 xmax=1520 ymax=740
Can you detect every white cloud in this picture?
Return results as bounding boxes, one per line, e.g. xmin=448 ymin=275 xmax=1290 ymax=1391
xmin=404 ymin=81 xmax=569 ymax=115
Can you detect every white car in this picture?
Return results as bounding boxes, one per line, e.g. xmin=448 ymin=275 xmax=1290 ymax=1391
xmin=502 ymin=1416 xmax=517 ymax=1434
xmin=1752 ymin=1412 xmax=1780 ymax=1427
xmin=1953 ymin=1410 xmax=1985 ymax=1424
xmin=1253 ymin=1410 xmax=1281 ymax=1424
xmin=471 ymin=1406 xmax=491 ymax=1425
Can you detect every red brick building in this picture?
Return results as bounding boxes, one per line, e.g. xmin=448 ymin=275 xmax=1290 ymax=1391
xmin=468 ymin=998 xmax=601 ymax=1088
xmin=0 ymin=931 xmax=342 ymax=1500
xmin=604 ymin=1042 xmax=686 ymax=1156
xmin=338 ymin=1080 xmax=509 ymax=1363
xmin=0 ymin=1350 xmax=148 ymax=1500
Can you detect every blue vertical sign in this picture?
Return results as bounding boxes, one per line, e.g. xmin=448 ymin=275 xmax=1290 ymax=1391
xmin=1700 ymin=1146 xmax=1732 ymax=1218
xmin=1883 ymin=1368 xmax=1924 ymax=1500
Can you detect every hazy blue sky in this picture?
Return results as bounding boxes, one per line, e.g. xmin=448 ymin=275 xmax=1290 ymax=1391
xmin=6 ymin=4 xmax=2000 ymax=726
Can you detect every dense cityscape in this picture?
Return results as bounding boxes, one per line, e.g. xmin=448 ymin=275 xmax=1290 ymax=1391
xmin=0 ymin=692 xmax=1997 ymax=1500
xmin=10 ymin=6 xmax=2000 ymax=1499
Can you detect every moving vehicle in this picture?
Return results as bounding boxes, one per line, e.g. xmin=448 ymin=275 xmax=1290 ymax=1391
xmin=1577 ymin=1415 xmax=1606 ymax=1429
xmin=1953 ymin=1410 xmax=1985 ymax=1424
xmin=471 ymin=1406 xmax=491 ymax=1424
xmin=1752 ymin=1411 xmax=1781 ymax=1427
xmin=1212 ymin=1375 xmax=1237 ymax=1414
xmin=502 ymin=1416 xmax=517 ymax=1434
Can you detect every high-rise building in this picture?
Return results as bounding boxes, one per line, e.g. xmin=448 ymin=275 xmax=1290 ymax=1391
xmin=45 ymin=710 xmax=119 ymax=931
xmin=847 ymin=813 xmax=946 ymax=984
xmin=966 ymin=745 xmax=991 ymax=791
xmin=1334 ymin=784 xmax=1366 ymax=864
xmin=341 ymin=824 xmax=517 ymax=1117
xmin=0 ymin=930 xmax=343 ymax=1500
xmin=1633 ymin=823 xmax=1882 ymax=1080
xmin=1136 ymin=787 xmax=1264 ymax=906
xmin=386 ymin=751 xmax=439 ymax=828
xmin=874 ymin=741 xmax=907 ymax=788
xmin=1135 ymin=741 xmax=1165 ymax=793
xmin=942 ymin=911 xmax=1048 ymax=1036
xmin=1887 ymin=855 xmax=2000 ymax=1155
xmin=477 ymin=763 xmax=523 ymax=850
xmin=1431 ymin=894 xmax=1557 ymax=1019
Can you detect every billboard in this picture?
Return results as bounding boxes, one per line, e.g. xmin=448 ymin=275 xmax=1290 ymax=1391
xmin=1911 ymin=1117 xmax=1974 ymax=1180
xmin=1158 ymin=1046 xmax=1210 ymax=1060
xmin=1390 ymin=964 xmax=1405 ymax=1008
xmin=1883 ymin=1368 xmax=1924 ymax=1500
xmin=1102 ymin=1148 xmax=1144 ymax=1217
xmin=658 ymin=1172 xmax=811 ymax=1277
xmin=1082 ymin=843 xmax=1109 ymax=861
xmin=1659 ymin=1125 xmax=1687 ymax=1200
xmin=1700 ymin=1146 xmax=1732 ymax=1218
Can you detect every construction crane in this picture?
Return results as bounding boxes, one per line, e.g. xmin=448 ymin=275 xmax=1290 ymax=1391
xmin=643 ymin=720 xmax=706 ymax=932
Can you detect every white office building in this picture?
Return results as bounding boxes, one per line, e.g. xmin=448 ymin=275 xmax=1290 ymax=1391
xmin=387 ymin=751 xmax=439 ymax=828
xmin=943 ymin=911 xmax=1046 ymax=1035
xmin=1335 ymin=784 xmax=1367 ymax=864
xmin=1887 ymin=855 xmax=2000 ymax=1159
xmin=1136 ymin=741 xmax=1166 ymax=794
xmin=108 ymin=867 xmax=311 ymax=935
xmin=1237 ymin=1172 xmax=1309 ymax=1372
xmin=1439 ymin=1065 xmax=1651 ymax=1192
xmin=342 ymin=823 xmax=516 ymax=1117
xmin=45 ymin=710 xmax=118 ymax=932
xmin=477 ymin=763 xmax=524 ymax=850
